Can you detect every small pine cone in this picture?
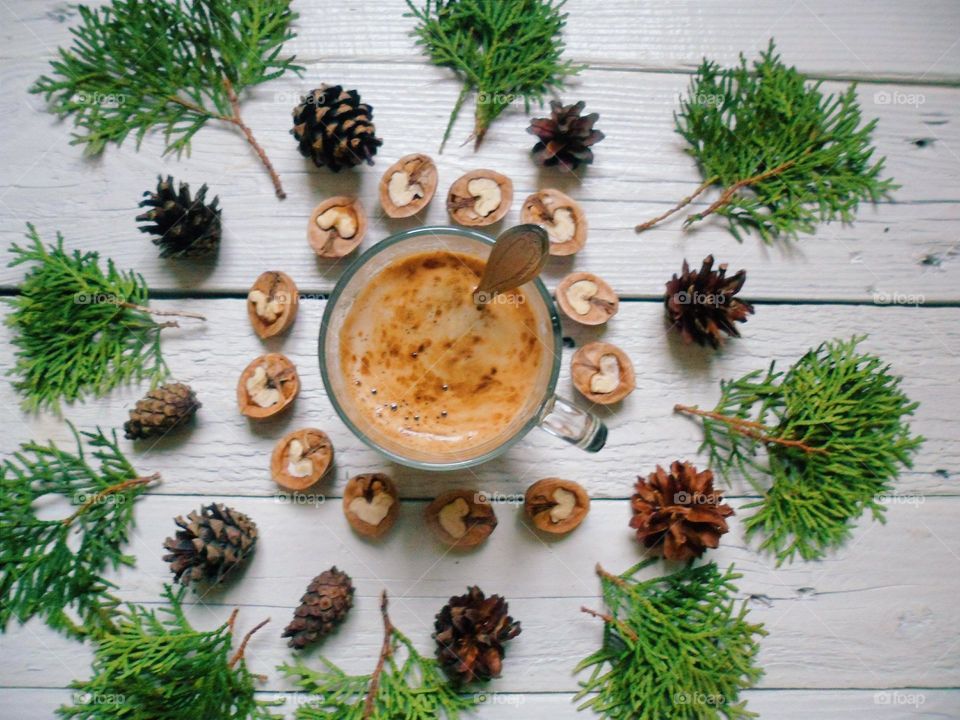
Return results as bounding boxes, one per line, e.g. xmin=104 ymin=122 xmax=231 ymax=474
xmin=527 ymin=100 xmax=604 ymax=171
xmin=630 ymin=461 xmax=733 ymax=561
xmin=664 ymin=255 xmax=755 ymax=348
xmin=137 ymin=175 xmax=221 ymax=258
xmin=124 ymin=383 xmax=200 ymax=440
xmin=291 ymin=85 xmax=382 ymax=171
xmin=163 ymin=504 xmax=258 ymax=586
xmin=282 ymin=567 xmax=354 ymax=649
xmin=433 ymin=586 xmax=521 ymax=684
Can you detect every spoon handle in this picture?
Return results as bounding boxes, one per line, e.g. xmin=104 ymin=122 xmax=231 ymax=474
xmin=476 ymin=224 xmax=550 ymax=301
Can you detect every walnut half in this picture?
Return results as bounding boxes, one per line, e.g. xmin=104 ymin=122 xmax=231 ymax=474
xmin=425 ymin=489 xmax=497 ymax=549
xmin=237 ymin=353 xmax=300 ymax=418
xmin=571 ymin=342 xmax=635 ymax=405
xmin=524 ymin=478 xmax=590 ymax=535
xmin=343 ymin=473 xmax=400 ymax=539
xmin=447 ymin=169 xmax=513 ymax=226
xmin=270 ymin=428 xmax=333 ymax=491
xmin=308 ymin=196 xmax=367 ymax=258
xmin=379 ymin=154 xmax=438 ymax=218
xmin=556 ymin=272 xmax=619 ymax=326
xmin=520 ymin=189 xmax=587 ymax=255
xmin=247 ymin=271 xmax=298 ymax=338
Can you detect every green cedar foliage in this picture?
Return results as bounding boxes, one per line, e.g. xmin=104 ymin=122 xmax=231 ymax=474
xmin=0 ymin=426 xmax=155 ymax=638
xmin=576 ymin=561 xmax=766 ymax=720
xmin=676 ymin=336 xmax=923 ymax=563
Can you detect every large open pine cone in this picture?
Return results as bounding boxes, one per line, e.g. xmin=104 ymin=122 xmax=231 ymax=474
xmin=433 ymin=586 xmax=521 ymax=684
xmin=528 ymin=100 xmax=604 ymax=171
xmin=630 ymin=461 xmax=733 ymax=561
xmin=137 ymin=175 xmax=221 ymax=258
xmin=665 ymin=255 xmax=754 ymax=348
xmin=124 ymin=383 xmax=200 ymax=440
xmin=282 ymin=567 xmax=354 ymax=649
xmin=291 ymin=85 xmax=382 ymax=171
xmin=163 ymin=504 xmax=258 ymax=586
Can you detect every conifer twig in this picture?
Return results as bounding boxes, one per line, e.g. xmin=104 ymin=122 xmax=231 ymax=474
xmin=62 ymin=474 xmax=159 ymax=526
xmin=363 ymin=591 xmax=396 ymax=719
xmin=674 ymin=404 xmax=826 ymax=454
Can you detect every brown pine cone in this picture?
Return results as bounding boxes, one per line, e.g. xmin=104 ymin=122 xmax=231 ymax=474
xmin=630 ymin=461 xmax=733 ymax=561
xmin=291 ymin=85 xmax=382 ymax=171
xmin=124 ymin=383 xmax=201 ymax=440
xmin=282 ymin=567 xmax=354 ymax=649
xmin=527 ymin=100 xmax=604 ymax=171
xmin=162 ymin=504 xmax=258 ymax=586
xmin=433 ymin=586 xmax=521 ymax=684
xmin=664 ymin=255 xmax=754 ymax=348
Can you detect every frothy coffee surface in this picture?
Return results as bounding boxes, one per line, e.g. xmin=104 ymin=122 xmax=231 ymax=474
xmin=339 ymin=250 xmax=543 ymax=455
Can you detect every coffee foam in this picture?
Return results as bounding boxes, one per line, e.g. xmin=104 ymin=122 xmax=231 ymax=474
xmin=338 ymin=250 xmax=543 ymax=456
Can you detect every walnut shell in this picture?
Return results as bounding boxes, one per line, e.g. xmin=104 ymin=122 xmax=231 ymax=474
xmin=270 ymin=428 xmax=333 ymax=491
xmin=308 ymin=196 xmax=367 ymax=258
xmin=570 ymin=342 xmax=635 ymax=405
xmin=237 ymin=353 xmax=300 ymax=418
xmin=556 ymin=272 xmax=619 ymax=326
xmin=246 ymin=271 xmax=299 ymax=339
xmin=524 ymin=478 xmax=590 ymax=534
xmin=379 ymin=154 xmax=438 ymax=218
xmin=343 ymin=473 xmax=400 ymax=539
xmin=446 ymin=169 xmax=513 ymax=226
xmin=424 ymin=489 xmax=497 ymax=549
xmin=520 ymin=189 xmax=587 ymax=256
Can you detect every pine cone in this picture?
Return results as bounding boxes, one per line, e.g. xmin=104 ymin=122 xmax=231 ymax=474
xmin=137 ymin=175 xmax=221 ymax=258
xmin=433 ymin=586 xmax=521 ymax=684
xmin=124 ymin=383 xmax=200 ymax=440
xmin=630 ymin=461 xmax=733 ymax=561
xmin=282 ymin=567 xmax=354 ymax=649
xmin=527 ymin=100 xmax=604 ymax=171
xmin=665 ymin=255 xmax=755 ymax=348
xmin=291 ymin=85 xmax=382 ymax=171
xmin=163 ymin=504 xmax=258 ymax=586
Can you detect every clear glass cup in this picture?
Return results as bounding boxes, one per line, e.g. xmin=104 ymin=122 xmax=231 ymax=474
xmin=319 ymin=226 xmax=607 ymax=470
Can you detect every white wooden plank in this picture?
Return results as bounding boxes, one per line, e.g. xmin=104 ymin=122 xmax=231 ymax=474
xmin=3 ymin=1 xmax=959 ymax=81
xmin=1 ymin=497 xmax=958 ymax=691
xmin=2 ymin=63 xmax=959 ymax=300
xmin=3 ymin=688 xmax=958 ymax=720
xmin=2 ymin=300 xmax=955 ymax=497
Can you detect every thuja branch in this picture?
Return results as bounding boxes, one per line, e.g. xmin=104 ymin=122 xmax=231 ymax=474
xmin=0 ymin=426 xmax=157 ymax=639
xmin=5 ymin=225 xmax=204 ymax=411
xmin=30 ymin=0 xmax=303 ymax=199
xmin=635 ymin=41 xmax=895 ymax=242
xmin=678 ymin=336 xmax=923 ymax=563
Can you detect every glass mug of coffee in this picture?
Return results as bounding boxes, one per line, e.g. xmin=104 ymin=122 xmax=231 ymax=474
xmin=319 ymin=226 xmax=607 ymax=470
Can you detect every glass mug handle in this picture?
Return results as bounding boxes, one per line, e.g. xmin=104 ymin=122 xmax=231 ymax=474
xmin=537 ymin=395 xmax=607 ymax=452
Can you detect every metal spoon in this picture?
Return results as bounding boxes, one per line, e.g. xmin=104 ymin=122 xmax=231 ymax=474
xmin=474 ymin=224 xmax=550 ymax=304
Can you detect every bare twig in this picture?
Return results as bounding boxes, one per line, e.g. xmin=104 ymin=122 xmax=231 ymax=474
xmin=674 ymin=404 xmax=826 ymax=454
xmin=118 ymin=302 xmax=206 ymax=321
xmin=63 ymin=474 xmax=159 ymax=526
xmin=229 ymin=617 xmax=271 ymax=669
xmin=363 ymin=590 xmax=395 ymax=719
xmin=635 ymin=176 xmax=717 ymax=233
xmin=223 ymin=77 xmax=286 ymax=200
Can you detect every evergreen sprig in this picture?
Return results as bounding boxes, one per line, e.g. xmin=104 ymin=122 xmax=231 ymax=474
xmin=280 ymin=591 xmax=478 ymax=719
xmin=576 ymin=561 xmax=766 ymax=720
xmin=58 ymin=586 xmax=278 ymax=719
xmin=676 ymin=336 xmax=923 ymax=563
xmin=405 ymin=0 xmax=581 ymax=151
xmin=6 ymin=225 xmax=203 ymax=412
xmin=636 ymin=41 xmax=895 ymax=241
xmin=0 ymin=426 xmax=156 ymax=639
xmin=30 ymin=0 xmax=302 ymax=199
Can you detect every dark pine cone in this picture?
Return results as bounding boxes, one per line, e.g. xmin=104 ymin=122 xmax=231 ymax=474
xmin=527 ymin=100 xmax=604 ymax=171
xmin=433 ymin=586 xmax=521 ymax=684
xmin=163 ymin=504 xmax=258 ymax=586
xmin=665 ymin=255 xmax=755 ymax=348
xmin=136 ymin=175 xmax=221 ymax=259
xmin=282 ymin=567 xmax=354 ymax=649
xmin=630 ymin=461 xmax=733 ymax=561
xmin=124 ymin=383 xmax=200 ymax=440
xmin=291 ymin=85 xmax=382 ymax=171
